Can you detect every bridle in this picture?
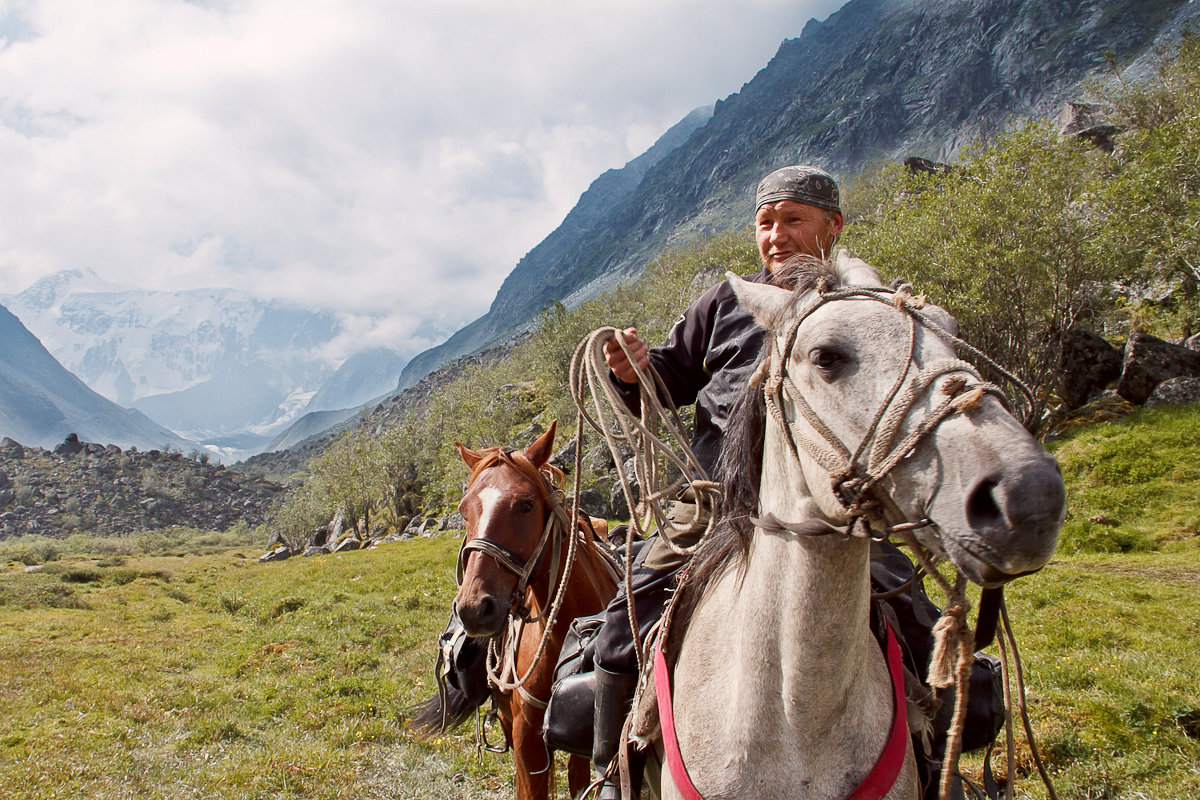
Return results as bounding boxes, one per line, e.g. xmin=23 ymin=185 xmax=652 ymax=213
xmin=753 ymin=280 xmax=1033 ymax=540
xmin=454 ymin=447 xmax=574 ymax=624
xmin=455 ymin=447 xmax=619 ymax=716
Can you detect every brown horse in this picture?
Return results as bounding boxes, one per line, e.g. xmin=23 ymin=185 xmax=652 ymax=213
xmin=452 ymin=421 xmax=618 ymax=800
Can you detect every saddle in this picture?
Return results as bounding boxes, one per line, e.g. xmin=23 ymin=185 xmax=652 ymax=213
xmin=541 ymin=540 xmax=1006 ymax=779
xmin=542 ymin=610 xmax=607 ymax=757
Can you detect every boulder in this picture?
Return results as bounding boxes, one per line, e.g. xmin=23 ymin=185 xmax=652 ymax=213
xmin=1057 ymin=101 xmax=1120 ymax=151
xmin=54 ymin=433 xmax=84 ymax=457
xmin=904 ymin=156 xmax=952 ymax=175
xmin=1186 ymin=332 xmax=1200 ymax=352
xmin=440 ymin=511 xmax=466 ymax=531
xmin=302 ymin=544 xmax=329 ymax=557
xmin=1117 ymin=332 xmax=1200 ymax=405
xmin=259 ymin=545 xmax=292 ymax=563
xmin=1058 ymin=326 xmax=1122 ymax=410
xmin=575 ymin=488 xmax=611 ymax=520
xmin=550 ymin=436 xmax=578 ymax=473
xmin=0 ymin=438 xmax=25 ymax=459
xmin=0 ymin=469 xmax=11 ymax=492
xmin=332 ymin=536 xmax=361 ymax=553
xmin=609 ymin=462 xmax=641 ymax=522
xmin=1145 ymin=377 xmax=1200 ymax=409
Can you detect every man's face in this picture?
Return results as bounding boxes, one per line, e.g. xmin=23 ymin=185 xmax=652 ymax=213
xmin=755 ymin=200 xmax=844 ymax=272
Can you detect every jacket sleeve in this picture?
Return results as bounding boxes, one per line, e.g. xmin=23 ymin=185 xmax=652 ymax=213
xmin=608 ymin=284 xmax=722 ymax=414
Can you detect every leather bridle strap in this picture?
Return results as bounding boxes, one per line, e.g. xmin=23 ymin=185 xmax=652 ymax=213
xmin=456 ymin=536 xmax=529 ymax=586
xmin=654 ymin=620 xmax=908 ymax=800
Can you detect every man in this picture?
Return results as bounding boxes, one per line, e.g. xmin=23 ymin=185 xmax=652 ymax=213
xmin=589 ymin=165 xmax=845 ymax=799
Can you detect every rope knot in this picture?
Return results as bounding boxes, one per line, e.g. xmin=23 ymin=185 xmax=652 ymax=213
xmin=941 ymin=375 xmax=969 ymax=397
xmin=928 ymin=599 xmax=972 ymax=689
xmin=951 ymin=386 xmax=985 ymax=413
xmin=892 ymin=285 xmax=927 ymax=311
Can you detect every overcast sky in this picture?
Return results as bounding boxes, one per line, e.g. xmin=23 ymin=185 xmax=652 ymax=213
xmin=0 ymin=0 xmax=845 ymax=359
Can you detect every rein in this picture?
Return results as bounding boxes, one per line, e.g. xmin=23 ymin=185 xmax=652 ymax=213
xmin=569 ymin=326 xmax=722 ymax=673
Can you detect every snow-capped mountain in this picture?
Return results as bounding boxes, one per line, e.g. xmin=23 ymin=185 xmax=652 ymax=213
xmin=0 ymin=301 xmax=199 ymax=453
xmin=1 ymin=270 xmax=407 ymax=460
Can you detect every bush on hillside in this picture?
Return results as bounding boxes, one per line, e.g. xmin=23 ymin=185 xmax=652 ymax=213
xmin=271 ymin=40 xmax=1200 ymax=542
xmin=842 ymin=122 xmax=1114 ymax=426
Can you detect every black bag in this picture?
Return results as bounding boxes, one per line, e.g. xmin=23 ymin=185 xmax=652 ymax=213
xmin=440 ymin=608 xmax=491 ymax=709
xmin=870 ymin=541 xmax=1006 ymax=757
xmin=542 ymin=611 xmax=607 ymax=757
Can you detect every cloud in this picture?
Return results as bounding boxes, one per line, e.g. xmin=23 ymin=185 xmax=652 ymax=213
xmin=0 ymin=0 xmax=843 ymax=360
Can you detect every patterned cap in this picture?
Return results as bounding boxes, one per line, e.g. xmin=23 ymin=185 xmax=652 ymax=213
xmin=755 ymin=165 xmax=841 ymax=214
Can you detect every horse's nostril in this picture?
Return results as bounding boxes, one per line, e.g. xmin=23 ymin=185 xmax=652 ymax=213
xmin=476 ymin=596 xmax=498 ymax=625
xmin=966 ymin=477 xmax=1003 ymax=527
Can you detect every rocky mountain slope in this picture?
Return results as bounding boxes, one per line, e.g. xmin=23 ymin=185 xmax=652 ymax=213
xmin=0 ymin=434 xmax=283 ymax=539
xmin=395 ymin=0 xmax=1200 ymax=391
xmin=0 ymin=303 xmax=197 ymax=453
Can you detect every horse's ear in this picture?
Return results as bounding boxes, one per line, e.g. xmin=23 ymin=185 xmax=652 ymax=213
xmin=836 ymin=249 xmax=881 ymax=286
xmin=456 ymin=441 xmax=484 ymax=471
xmin=525 ymin=419 xmax=557 ymax=467
xmin=727 ymin=272 xmax=793 ymax=329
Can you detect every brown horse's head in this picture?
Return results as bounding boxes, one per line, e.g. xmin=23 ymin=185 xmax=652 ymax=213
xmin=453 ymin=421 xmax=561 ymax=637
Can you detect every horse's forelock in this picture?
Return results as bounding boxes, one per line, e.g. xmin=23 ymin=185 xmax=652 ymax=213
xmin=772 ymin=254 xmax=844 ymax=297
xmin=466 ymin=446 xmax=564 ymax=499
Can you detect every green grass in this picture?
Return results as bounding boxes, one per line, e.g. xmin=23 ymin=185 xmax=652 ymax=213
xmin=1049 ymin=404 xmax=1200 ymax=553
xmin=3 ymin=536 xmax=1196 ymax=799
xmin=2 ymin=407 xmax=1198 ymax=798
xmin=991 ymin=550 xmax=1200 ymax=798
xmin=0 ymin=536 xmax=519 ymax=799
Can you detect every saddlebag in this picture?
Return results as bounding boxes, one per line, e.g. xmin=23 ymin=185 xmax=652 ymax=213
xmin=542 ymin=611 xmax=607 ymax=757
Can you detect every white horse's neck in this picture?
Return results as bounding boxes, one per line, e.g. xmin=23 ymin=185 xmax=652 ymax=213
xmin=664 ymin=407 xmax=907 ymax=798
xmin=750 ymin=407 xmax=882 ymax=722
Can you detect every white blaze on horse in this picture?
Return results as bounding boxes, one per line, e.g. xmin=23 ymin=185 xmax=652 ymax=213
xmin=645 ymin=252 xmax=1065 ymax=800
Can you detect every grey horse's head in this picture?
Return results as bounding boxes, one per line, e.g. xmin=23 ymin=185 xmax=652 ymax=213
xmin=730 ymin=250 xmax=1064 ymax=586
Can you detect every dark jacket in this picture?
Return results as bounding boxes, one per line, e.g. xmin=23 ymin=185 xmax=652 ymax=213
xmin=613 ymin=269 xmax=771 ymax=474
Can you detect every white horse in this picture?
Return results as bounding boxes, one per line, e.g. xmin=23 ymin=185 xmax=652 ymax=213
xmin=644 ymin=252 xmax=1065 ymax=800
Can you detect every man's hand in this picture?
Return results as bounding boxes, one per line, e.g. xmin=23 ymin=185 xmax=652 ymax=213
xmin=604 ymin=327 xmax=650 ymax=384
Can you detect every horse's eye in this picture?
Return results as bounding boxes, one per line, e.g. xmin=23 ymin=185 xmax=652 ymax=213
xmin=518 ymin=499 xmax=535 ymax=513
xmin=809 ymin=348 xmax=843 ymax=372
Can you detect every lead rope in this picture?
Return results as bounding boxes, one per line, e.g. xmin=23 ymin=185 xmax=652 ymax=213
xmin=569 ymin=327 xmax=720 ymax=673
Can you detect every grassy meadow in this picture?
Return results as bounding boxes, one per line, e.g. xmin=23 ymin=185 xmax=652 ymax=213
xmin=1 ymin=405 xmax=1199 ymax=799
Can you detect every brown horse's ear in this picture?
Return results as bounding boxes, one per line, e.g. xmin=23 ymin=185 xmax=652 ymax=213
xmin=456 ymin=441 xmax=484 ymax=471
xmin=525 ymin=419 xmax=557 ymax=467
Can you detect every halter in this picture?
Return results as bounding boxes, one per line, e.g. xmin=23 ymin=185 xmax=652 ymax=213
xmin=755 ymin=281 xmax=1032 ymax=539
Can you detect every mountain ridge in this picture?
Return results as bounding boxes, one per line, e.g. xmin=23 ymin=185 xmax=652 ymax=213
xmin=395 ymin=0 xmax=1198 ymax=396
xmin=0 ymin=302 xmax=199 ymax=453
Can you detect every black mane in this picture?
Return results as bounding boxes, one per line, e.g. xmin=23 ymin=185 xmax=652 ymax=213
xmin=665 ymin=255 xmax=843 ymax=649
